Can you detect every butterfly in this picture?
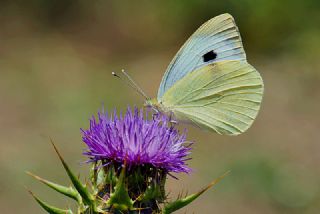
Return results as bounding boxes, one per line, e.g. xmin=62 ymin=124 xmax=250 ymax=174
xmin=115 ymin=13 xmax=264 ymax=135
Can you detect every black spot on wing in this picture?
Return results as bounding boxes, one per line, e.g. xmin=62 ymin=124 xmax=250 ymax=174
xmin=202 ymin=50 xmax=217 ymax=62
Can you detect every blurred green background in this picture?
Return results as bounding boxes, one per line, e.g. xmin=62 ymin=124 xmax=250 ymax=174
xmin=1 ymin=1 xmax=320 ymax=213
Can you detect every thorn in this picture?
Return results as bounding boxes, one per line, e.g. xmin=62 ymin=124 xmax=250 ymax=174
xmin=26 ymin=171 xmax=43 ymax=181
xmin=50 ymin=138 xmax=62 ymax=159
xmin=27 ymin=189 xmax=33 ymax=196
xmin=199 ymin=170 xmax=231 ymax=195
xmin=50 ymin=139 xmax=68 ymax=169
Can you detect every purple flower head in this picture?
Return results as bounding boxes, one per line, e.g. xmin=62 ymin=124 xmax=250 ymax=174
xmin=81 ymin=107 xmax=192 ymax=173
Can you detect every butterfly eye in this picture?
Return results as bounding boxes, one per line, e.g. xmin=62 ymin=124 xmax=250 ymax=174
xmin=202 ymin=50 xmax=217 ymax=62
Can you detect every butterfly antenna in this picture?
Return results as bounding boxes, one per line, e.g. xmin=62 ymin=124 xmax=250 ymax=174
xmin=121 ymin=69 xmax=149 ymax=99
xmin=112 ymin=69 xmax=150 ymax=100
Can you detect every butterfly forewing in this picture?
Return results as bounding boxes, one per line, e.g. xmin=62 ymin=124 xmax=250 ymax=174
xmin=161 ymin=61 xmax=264 ymax=135
xmin=158 ymin=13 xmax=246 ymax=99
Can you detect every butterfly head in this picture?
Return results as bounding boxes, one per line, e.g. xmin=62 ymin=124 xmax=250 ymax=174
xmin=144 ymin=98 xmax=166 ymax=113
xmin=144 ymin=98 xmax=158 ymax=108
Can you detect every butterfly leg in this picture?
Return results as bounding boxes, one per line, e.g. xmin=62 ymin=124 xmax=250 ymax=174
xmin=169 ymin=120 xmax=178 ymax=128
xmin=168 ymin=111 xmax=178 ymax=127
xmin=152 ymin=108 xmax=160 ymax=121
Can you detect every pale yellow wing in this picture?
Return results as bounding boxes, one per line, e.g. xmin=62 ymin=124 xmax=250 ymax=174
xmin=160 ymin=60 xmax=264 ymax=135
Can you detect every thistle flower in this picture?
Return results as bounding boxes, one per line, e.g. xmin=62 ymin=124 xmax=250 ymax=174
xmin=27 ymin=107 xmax=226 ymax=214
xmin=81 ymin=107 xmax=191 ymax=174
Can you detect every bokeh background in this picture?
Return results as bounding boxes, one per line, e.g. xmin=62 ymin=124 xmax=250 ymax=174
xmin=1 ymin=1 xmax=320 ymax=213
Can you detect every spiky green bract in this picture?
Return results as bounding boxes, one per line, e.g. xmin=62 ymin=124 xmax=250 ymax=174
xmin=107 ymin=164 xmax=134 ymax=212
xmin=51 ymin=141 xmax=96 ymax=210
xmin=26 ymin=171 xmax=82 ymax=203
xmin=28 ymin=190 xmax=73 ymax=214
xmin=90 ymin=161 xmax=166 ymax=213
xmin=138 ymin=181 xmax=162 ymax=203
xmin=162 ymin=171 xmax=230 ymax=214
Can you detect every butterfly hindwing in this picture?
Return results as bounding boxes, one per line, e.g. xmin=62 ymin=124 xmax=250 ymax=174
xmin=161 ymin=61 xmax=264 ymax=135
xmin=158 ymin=13 xmax=246 ymax=99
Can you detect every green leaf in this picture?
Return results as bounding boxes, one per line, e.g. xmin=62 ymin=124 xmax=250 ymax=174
xmin=28 ymin=190 xmax=73 ymax=214
xmin=107 ymin=164 xmax=134 ymax=212
xmin=51 ymin=140 xmax=95 ymax=209
xmin=162 ymin=171 xmax=230 ymax=214
xmin=26 ymin=171 xmax=82 ymax=203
